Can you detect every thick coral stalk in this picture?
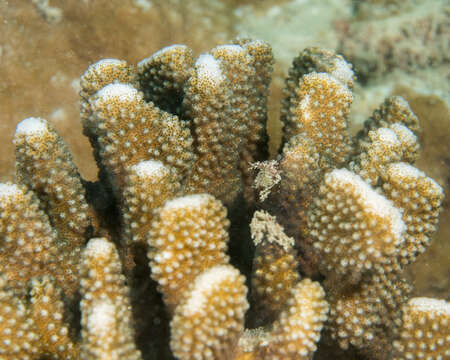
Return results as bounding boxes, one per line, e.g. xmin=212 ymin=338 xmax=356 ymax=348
xmin=0 ymin=275 xmax=39 ymax=359
xmin=281 ymin=48 xmax=354 ymax=149
xmin=14 ymin=117 xmax=98 ymax=253
xmin=170 ymin=264 xmax=248 ymax=360
xmin=256 ymin=279 xmax=329 ymax=360
xmin=381 ymin=162 xmax=444 ymax=266
xmin=29 ymin=277 xmax=79 ymax=359
xmin=88 ymin=83 xmax=194 ymax=196
xmin=232 ymin=39 xmax=273 ymax=203
xmin=250 ymin=210 xmax=299 ymax=325
xmin=80 ymin=58 xmax=138 ymax=134
xmin=183 ymin=54 xmax=242 ymax=203
xmin=288 ymin=72 xmax=353 ymax=168
xmin=0 ymin=183 xmax=70 ymax=294
xmin=309 ymin=168 xmax=405 ymax=284
xmin=80 ymin=238 xmax=142 ymax=360
xmin=122 ymin=160 xmax=180 ymax=246
xmin=148 ymin=194 xmax=230 ymax=311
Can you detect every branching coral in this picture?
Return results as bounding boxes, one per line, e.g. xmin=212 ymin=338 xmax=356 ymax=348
xmin=0 ymin=37 xmax=447 ymax=360
xmin=80 ymin=238 xmax=142 ymax=359
xmin=170 ymin=264 xmax=248 ymax=360
xmin=257 ymin=45 xmax=446 ymax=359
xmin=0 ymin=273 xmax=78 ymax=359
xmin=250 ymin=210 xmax=298 ymax=325
xmin=148 ymin=194 xmax=230 ymax=312
xmin=0 ymin=182 xmax=78 ymax=297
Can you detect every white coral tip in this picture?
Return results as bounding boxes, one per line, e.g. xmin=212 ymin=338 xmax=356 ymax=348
xmin=408 ymin=297 xmax=450 ymax=315
xmin=331 ymin=58 xmax=354 ymax=87
xmin=85 ymin=238 xmax=115 ymax=258
xmin=131 ymin=160 xmax=168 ymax=179
xmin=328 ymin=169 xmax=405 ymax=239
xmin=183 ymin=265 xmax=240 ymax=316
xmin=96 ymin=83 xmax=138 ymax=102
xmin=163 ymin=194 xmax=210 ymax=212
xmin=15 ymin=117 xmax=48 ymax=136
xmin=195 ymin=54 xmax=224 ymax=86
xmin=0 ymin=183 xmax=22 ymax=200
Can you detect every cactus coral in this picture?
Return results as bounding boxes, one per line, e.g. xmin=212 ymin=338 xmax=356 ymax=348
xmin=309 ymin=168 xmax=405 ymax=284
xmin=0 ymin=38 xmax=447 ymax=360
xmin=254 ymin=43 xmax=445 ymax=359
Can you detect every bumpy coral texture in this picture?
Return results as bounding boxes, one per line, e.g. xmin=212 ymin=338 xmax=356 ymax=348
xmin=0 ymin=39 xmax=447 ymax=360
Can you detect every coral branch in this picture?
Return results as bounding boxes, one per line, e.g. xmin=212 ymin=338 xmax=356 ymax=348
xmin=309 ymin=169 xmax=405 ymax=284
xmin=381 ymin=162 xmax=444 ymax=266
xmin=122 ymin=160 xmax=180 ymax=246
xmin=170 ymin=264 xmax=248 ymax=360
xmin=29 ymin=277 xmax=79 ymax=358
xmin=80 ymin=238 xmax=142 ymax=359
xmin=88 ymin=83 xmax=194 ymax=196
xmin=0 ymin=183 xmax=72 ymax=295
xmin=258 ymin=279 xmax=328 ymax=360
xmin=137 ymin=44 xmax=194 ymax=115
xmin=0 ymin=275 xmax=39 ymax=359
xmin=183 ymin=53 xmax=242 ymax=203
xmin=287 ymin=72 xmax=353 ymax=168
xmin=148 ymin=194 xmax=230 ymax=311
xmin=250 ymin=210 xmax=299 ymax=325
xmin=14 ymin=116 xmax=98 ymax=254
xmin=392 ymin=297 xmax=450 ymax=359
xmin=281 ymin=48 xmax=354 ymax=146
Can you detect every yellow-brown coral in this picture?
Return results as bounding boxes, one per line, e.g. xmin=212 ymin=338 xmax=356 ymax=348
xmin=392 ymin=297 xmax=449 ymax=359
xmin=0 ymin=38 xmax=446 ymax=360
xmin=80 ymin=237 xmax=142 ymax=360
xmin=148 ymin=194 xmax=230 ymax=311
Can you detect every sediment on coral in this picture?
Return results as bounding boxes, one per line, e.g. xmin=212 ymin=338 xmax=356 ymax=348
xmin=0 ymin=37 xmax=448 ymax=360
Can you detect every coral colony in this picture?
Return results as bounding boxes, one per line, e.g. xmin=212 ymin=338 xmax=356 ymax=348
xmin=0 ymin=39 xmax=448 ymax=360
